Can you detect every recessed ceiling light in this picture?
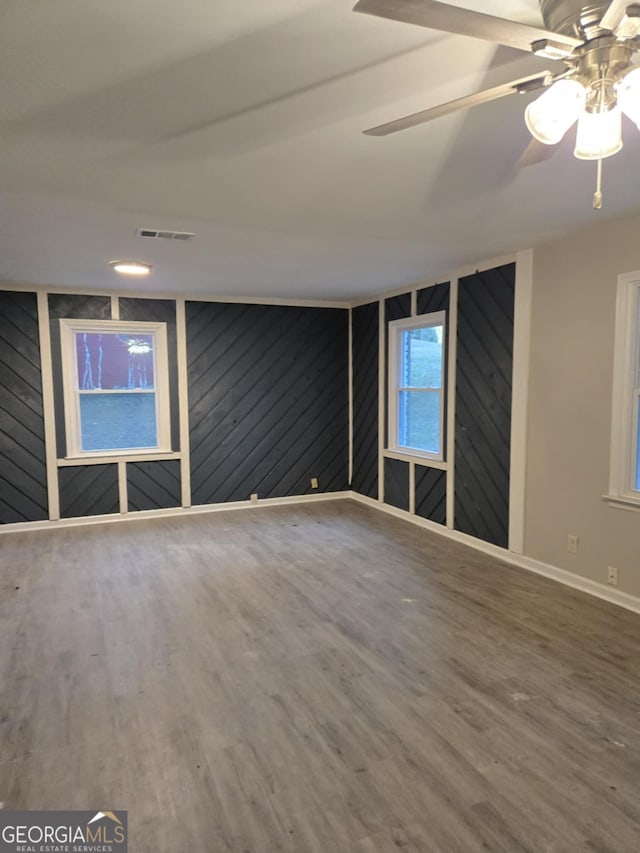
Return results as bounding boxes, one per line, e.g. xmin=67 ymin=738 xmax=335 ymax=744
xmin=109 ymin=260 xmax=152 ymax=276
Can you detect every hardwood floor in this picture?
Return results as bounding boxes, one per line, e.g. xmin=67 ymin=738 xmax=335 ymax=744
xmin=1 ymin=499 xmax=639 ymax=852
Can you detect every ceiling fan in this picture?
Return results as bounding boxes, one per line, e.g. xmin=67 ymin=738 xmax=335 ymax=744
xmin=354 ymin=0 xmax=640 ymax=206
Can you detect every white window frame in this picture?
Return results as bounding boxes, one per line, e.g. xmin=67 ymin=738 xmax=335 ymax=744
xmin=388 ymin=311 xmax=446 ymax=462
xmin=59 ymin=318 xmax=171 ymax=460
xmin=607 ymin=273 xmax=640 ymax=508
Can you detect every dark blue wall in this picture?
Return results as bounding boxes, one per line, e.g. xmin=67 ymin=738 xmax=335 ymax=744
xmin=187 ymin=301 xmax=349 ymax=505
xmin=0 ymin=291 xmax=48 ymax=523
xmin=352 ymin=302 xmax=379 ymax=499
xmin=455 ymin=263 xmax=515 ymax=547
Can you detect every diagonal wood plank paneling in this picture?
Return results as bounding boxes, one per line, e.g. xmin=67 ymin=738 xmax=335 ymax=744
xmin=127 ymin=460 xmax=181 ymax=511
xmin=186 ymin=302 xmax=349 ymax=504
xmin=384 ymin=457 xmax=409 ymax=511
xmin=119 ymin=298 xmax=180 ymax=452
xmin=59 ymin=464 xmax=119 ymax=518
xmin=415 ymin=465 xmax=446 ymax=525
xmin=417 ymin=281 xmax=450 ymax=316
xmin=455 ymin=263 xmax=515 ymax=547
xmin=352 ymin=302 xmax=379 ymax=498
xmin=0 ymin=291 xmax=48 ymax=522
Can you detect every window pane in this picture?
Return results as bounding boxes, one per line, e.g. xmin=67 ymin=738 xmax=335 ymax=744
xmin=398 ymin=390 xmax=440 ymax=454
xmin=401 ymin=326 xmax=443 ymax=388
xmin=79 ymin=393 xmax=157 ymax=451
xmin=75 ymin=333 xmax=155 ymax=391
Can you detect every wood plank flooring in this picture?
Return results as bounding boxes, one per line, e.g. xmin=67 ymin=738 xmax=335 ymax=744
xmin=1 ymin=499 xmax=639 ymax=852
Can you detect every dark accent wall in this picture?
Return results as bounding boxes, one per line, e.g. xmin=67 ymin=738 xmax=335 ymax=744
xmin=351 ymin=302 xmax=378 ymax=498
xmin=417 ymin=282 xmax=449 ymax=316
xmin=187 ymin=302 xmax=348 ymax=505
xmin=119 ymin=298 xmax=180 ymax=451
xmin=455 ymin=263 xmax=515 ymax=547
xmin=0 ymin=291 xmax=48 ymax=523
xmin=415 ymin=466 xmax=446 ymax=525
xmin=58 ymin=464 xmax=119 ymax=518
xmin=384 ymin=458 xmax=409 ymax=511
xmin=127 ymin=460 xmax=181 ymax=511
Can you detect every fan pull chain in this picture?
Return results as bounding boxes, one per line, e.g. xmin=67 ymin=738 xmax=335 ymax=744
xmin=593 ymin=157 xmax=603 ymax=210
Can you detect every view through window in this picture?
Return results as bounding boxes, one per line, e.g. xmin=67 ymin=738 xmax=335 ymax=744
xmin=389 ymin=312 xmax=446 ymax=459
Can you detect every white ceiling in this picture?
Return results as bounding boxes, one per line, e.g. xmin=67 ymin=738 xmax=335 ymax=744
xmin=2 ymin=0 xmax=640 ymax=301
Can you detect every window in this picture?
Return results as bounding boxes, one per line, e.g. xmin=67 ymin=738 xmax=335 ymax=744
xmin=388 ymin=311 xmax=446 ymax=459
xmin=608 ymin=275 xmax=640 ymax=505
xmin=59 ymin=319 xmax=171 ymax=458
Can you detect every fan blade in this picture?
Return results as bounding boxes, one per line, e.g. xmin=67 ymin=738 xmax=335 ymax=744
xmin=600 ymin=0 xmax=629 ymax=31
xmin=517 ymin=137 xmax=561 ymax=168
xmin=363 ymin=72 xmax=552 ymax=136
xmin=353 ymin=0 xmax=581 ymax=55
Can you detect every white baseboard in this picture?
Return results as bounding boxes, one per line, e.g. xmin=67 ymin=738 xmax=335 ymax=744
xmin=0 ymin=491 xmax=351 ymax=535
xmin=349 ymin=492 xmax=640 ymax=616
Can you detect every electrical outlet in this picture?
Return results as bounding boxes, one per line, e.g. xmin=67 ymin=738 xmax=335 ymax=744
xmin=607 ymin=566 xmax=619 ymax=587
xmin=310 ymin=477 xmax=318 ymax=489
xmin=567 ymin=534 xmax=579 ymax=554
xmin=250 ymin=493 xmax=258 ymax=503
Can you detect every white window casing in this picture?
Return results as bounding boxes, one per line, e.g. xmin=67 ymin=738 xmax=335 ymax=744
xmin=607 ymin=274 xmax=640 ymax=509
xmin=59 ymin=318 xmax=171 ymax=460
xmin=388 ymin=311 xmax=446 ymax=463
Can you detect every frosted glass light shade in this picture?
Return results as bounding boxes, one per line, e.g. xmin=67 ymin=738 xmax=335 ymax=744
xmin=618 ymin=66 xmax=640 ymax=130
xmin=574 ymin=108 xmax=623 ymax=160
xmin=109 ymin=261 xmax=152 ymax=276
xmin=525 ymin=79 xmax=586 ymax=144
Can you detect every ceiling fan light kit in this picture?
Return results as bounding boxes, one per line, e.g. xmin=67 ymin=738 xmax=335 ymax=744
xmin=525 ymin=78 xmax=586 ymax=143
xmin=574 ymin=103 xmax=623 ymax=157
xmin=355 ymin=0 xmax=640 ymax=208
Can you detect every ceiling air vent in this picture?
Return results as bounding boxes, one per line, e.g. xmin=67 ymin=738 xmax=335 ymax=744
xmin=136 ymin=228 xmax=196 ymax=241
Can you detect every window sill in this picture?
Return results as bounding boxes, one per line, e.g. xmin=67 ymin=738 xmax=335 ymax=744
xmin=602 ymin=494 xmax=640 ymax=512
xmin=58 ymin=451 xmax=181 ymax=467
xmin=384 ymin=448 xmax=447 ymax=470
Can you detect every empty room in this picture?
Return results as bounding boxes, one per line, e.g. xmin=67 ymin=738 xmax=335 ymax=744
xmin=1 ymin=1 xmax=640 ymax=851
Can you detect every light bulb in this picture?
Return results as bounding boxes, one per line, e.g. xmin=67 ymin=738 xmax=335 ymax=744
xmin=109 ymin=261 xmax=152 ymax=276
xmin=525 ymin=79 xmax=586 ymax=145
xmin=617 ymin=66 xmax=640 ymax=129
xmin=574 ymin=107 xmax=623 ymax=160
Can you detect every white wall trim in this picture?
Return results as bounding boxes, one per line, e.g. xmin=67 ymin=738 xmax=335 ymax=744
xmin=409 ymin=460 xmax=416 ymax=514
xmin=58 ymin=451 xmax=181 ymax=467
xmin=452 ymin=253 xmax=516 ymax=283
xmin=349 ymin=254 xmax=517 ymax=309
xmin=509 ymin=248 xmax=534 ymax=554
xmin=0 ymin=491 xmax=352 ymax=534
xmin=608 ymin=271 xmax=640 ymax=502
xmin=110 ymin=295 xmax=120 ymax=320
xmin=175 ymin=298 xmax=192 ymax=508
xmin=36 ymin=291 xmax=60 ymax=521
xmin=118 ymin=460 xmax=128 ymax=514
xmin=0 ymin=280 xmax=348 ymax=310
xmin=446 ymin=276 xmax=458 ymax=530
xmin=383 ymin=449 xmax=447 ymax=469
xmin=350 ymin=493 xmax=640 ymax=615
